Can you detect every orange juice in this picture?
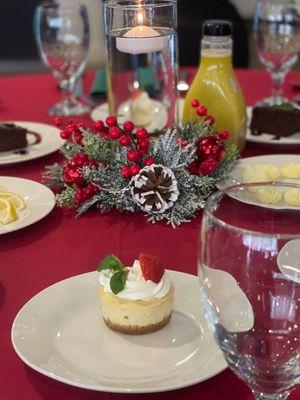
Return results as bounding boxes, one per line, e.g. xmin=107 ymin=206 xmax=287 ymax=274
xmin=183 ymin=21 xmax=247 ymax=152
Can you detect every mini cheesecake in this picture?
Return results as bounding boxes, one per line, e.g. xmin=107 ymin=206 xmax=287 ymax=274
xmin=98 ymin=253 xmax=174 ymax=335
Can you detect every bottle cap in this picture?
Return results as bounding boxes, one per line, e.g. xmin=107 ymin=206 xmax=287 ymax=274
xmin=203 ymin=20 xmax=232 ymax=37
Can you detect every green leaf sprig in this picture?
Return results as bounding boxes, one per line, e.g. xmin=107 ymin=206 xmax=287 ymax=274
xmin=97 ymin=254 xmax=129 ymax=294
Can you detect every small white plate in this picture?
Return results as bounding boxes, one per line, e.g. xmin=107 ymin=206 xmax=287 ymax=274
xmin=91 ymin=100 xmax=168 ymax=132
xmin=246 ymin=107 xmax=300 ymax=145
xmin=12 ymin=270 xmax=227 ymax=393
xmin=220 ymin=154 xmax=300 ymax=210
xmin=0 ymin=177 xmax=55 ymax=235
xmin=0 ymin=121 xmax=65 ymax=165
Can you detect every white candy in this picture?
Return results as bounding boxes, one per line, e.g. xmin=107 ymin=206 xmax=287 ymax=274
xmin=257 ymin=187 xmax=282 ymax=204
xmin=280 ymin=164 xmax=300 ymax=179
xmin=254 ymin=164 xmax=281 ymax=181
xmin=284 ymin=188 xmax=300 ymax=206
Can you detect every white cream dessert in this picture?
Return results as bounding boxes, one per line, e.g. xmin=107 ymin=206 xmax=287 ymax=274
xmin=98 ymin=253 xmax=174 ymax=335
xmin=130 ymin=91 xmax=154 ymax=126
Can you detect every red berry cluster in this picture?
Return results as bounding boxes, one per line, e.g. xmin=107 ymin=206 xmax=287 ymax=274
xmin=75 ymin=183 xmax=99 ymax=205
xmin=188 ymin=99 xmax=230 ymax=176
xmin=62 ymin=153 xmax=100 ymax=204
xmin=191 ymin=99 xmax=215 ymax=124
xmin=94 ymin=115 xmax=155 ymax=180
xmin=56 ymin=120 xmax=87 ymax=145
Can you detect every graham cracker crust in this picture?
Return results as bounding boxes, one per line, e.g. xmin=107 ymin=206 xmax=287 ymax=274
xmin=103 ymin=313 xmax=172 ymax=335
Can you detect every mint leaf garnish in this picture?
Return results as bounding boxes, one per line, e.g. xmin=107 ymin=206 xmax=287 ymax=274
xmin=110 ymin=270 xmax=129 ymax=294
xmin=272 ymin=102 xmax=295 ymax=111
xmin=97 ymin=254 xmax=124 ymax=272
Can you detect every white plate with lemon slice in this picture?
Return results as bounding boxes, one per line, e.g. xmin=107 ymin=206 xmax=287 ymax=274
xmin=0 ymin=177 xmax=55 ymax=235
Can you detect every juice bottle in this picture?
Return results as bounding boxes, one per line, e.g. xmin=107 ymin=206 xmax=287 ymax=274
xmin=183 ymin=20 xmax=247 ymax=151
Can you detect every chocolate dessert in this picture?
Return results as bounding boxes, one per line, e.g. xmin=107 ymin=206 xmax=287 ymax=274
xmin=0 ymin=123 xmax=28 ymax=152
xmin=250 ymin=104 xmax=300 ymax=138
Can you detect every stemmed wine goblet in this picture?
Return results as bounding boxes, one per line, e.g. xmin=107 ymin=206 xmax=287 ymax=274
xmin=200 ymin=183 xmax=300 ymax=400
xmin=35 ymin=2 xmax=90 ymax=116
xmin=254 ymin=0 xmax=300 ymax=106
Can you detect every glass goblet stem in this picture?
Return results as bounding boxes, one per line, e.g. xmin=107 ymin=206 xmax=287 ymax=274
xmin=270 ymin=70 xmax=286 ymax=105
xmin=60 ymin=77 xmax=77 ymax=105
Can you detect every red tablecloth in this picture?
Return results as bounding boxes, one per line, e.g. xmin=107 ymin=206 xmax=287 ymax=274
xmin=0 ymin=70 xmax=299 ymax=400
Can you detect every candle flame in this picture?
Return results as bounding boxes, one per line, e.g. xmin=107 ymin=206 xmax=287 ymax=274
xmin=137 ymin=9 xmax=144 ymax=25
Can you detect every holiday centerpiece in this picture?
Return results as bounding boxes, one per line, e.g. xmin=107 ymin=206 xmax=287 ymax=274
xmin=44 ymin=100 xmax=239 ymax=227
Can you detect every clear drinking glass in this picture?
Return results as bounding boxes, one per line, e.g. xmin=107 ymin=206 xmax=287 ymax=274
xmin=200 ymin=183 xmax=300 ymax=400
xmin=254 ymin=0 xmax=300 ymax=106
xmin=35 ymin=2 xmax=90 ymax=116
xmin=104 ymin=0 xmax=178 ymax=132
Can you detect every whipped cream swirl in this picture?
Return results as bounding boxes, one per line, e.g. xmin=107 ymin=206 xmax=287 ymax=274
xmin=98 ymin=260 xmax=171 ymax=300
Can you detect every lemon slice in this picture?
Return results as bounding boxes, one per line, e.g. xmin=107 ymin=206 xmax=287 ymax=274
xmin=0 ymin=198 xmax=18 ymax=225
xmin=0 ymin=192 xmax=26 ymax=211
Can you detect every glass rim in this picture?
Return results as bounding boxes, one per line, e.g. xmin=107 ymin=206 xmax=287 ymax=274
xmin=104 ymin=0 xmax=176 ymax=10
xmin=204 ymin=182 xmax=300 ymax=239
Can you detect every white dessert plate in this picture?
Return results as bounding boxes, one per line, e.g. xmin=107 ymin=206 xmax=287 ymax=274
xmin=219 ymin=154 xmax=300 ymax=210
xmin=0 ymin=177 xmax=55 ymax=235
xmin=246 ymin=107 xmax=300 ymax=145
xmin=91 ymin=100 xmax=168 ymax=133
xmin=12 ymin=270 xmax=227 ymax=393
xmin=0 ymin=121 xmax=64 ymax=165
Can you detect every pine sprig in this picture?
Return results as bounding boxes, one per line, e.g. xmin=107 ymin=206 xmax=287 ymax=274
xmin=43 ymin=163 xmax=64 ymax=187
xmin=56 ymin=186 xmax=76 ymax=207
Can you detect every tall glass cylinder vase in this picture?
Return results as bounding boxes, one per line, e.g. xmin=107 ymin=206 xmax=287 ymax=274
xmin=104 ymin=0 xmax=178 ymax=133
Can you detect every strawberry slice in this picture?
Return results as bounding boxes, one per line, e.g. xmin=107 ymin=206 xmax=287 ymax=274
xmin=139 ymin=253 xmax=165 ymax=283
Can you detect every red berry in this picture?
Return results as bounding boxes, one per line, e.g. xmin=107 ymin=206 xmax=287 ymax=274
xmin=91 ymin=183 xmax=100 ymax=194
xmin=123 ymin=121 xmax=135 ymax=133
xmin=95 ymin=120 xmax=105 ymax=132
xmin=106 ymin=115 xmax=117 ymax=127
xmin=127 ymin=149 xmax=140 ymax=162
xmin=139 ymin=253 xmax=165 ymax=283
xmin=199 ymin=158 xmax=218 ymax=176
xmin=87 ymin=160 xmax=98 ymax=168
xmin=191 ymin=99 xmax=200 ymax=108
xmin=54 ymin=117 xmax=63 ymax=127
xmin=84 ymin=185 xmax=94 ymax=198
xmin=138 ymin=138 xmax=150 ymax=150
xmin=75 ymin=188 xmax=86 ymax=204
xmin=136 ymin=128 xmax=149 ymax=139
xmin=119 ymin=135 xmax=131 ymax=147
xmin=60 ymin=129 xmax=70 ymax=140
xmin=66 ymin=123 xmax=80 ymax=135
xmin=144 ymin=156 xmax=154 ymax=166
xmin=109 ymin=126 xmax=122 ymax=140
xmin=121 ymin=166 xmax=132 ymax=179
xmin=196 ymin=105 xmax=207 ymax=116
xmin=205 ymin=115 xmax=215 ymax=124
xmin=130 ymin=164 xmax=141 ymax=176
xmin=74 ymin=132 xmax=83 ymax=145
xmin=218 ymin=130 xmax=230 ymax=140
xmin=188 ymin=160 xmax=200 ymax=175
xmin=176 ymin=138 xmax=189 ymax=147
xmin=139 ymin=149 xmax=148 ymax=156
xmin=73 ymin=153 xmax=89 ymax=167
xmin=63 ymin=165 xmax=85 ymax=186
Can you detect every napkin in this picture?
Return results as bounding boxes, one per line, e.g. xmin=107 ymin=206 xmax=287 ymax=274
xmin=90 ymin=67 xmax=159 ymax=99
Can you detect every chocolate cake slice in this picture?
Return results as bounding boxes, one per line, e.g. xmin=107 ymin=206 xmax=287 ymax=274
xmin=250 ymin=104 xmax=300 ymax=138
xmin=0 ymin=123 xmax=28 ymax=152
